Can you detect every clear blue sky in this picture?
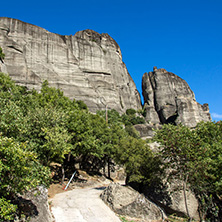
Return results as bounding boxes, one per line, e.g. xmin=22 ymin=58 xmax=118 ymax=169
xmin=1 ymin=0 xmax=222 ymax=120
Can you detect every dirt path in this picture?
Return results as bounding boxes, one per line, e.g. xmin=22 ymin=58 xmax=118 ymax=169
xmin=50 ymin=185 xmax=121 ymax=222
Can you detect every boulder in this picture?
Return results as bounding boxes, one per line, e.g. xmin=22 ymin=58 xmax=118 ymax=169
xmin=133 ymin=123 xmax=161 ymax=139
xmin=144 ymin=179 xmax=200 ymax=221
xmin=100 ymin=183 xmax=164 ymax=221
xmin=142 ymin=67 xmax=211 ymax=127
xmin=17 ymin=186 xmax=52 ymax=222
xmin=0 ymin=17 xmax=141 ymax=113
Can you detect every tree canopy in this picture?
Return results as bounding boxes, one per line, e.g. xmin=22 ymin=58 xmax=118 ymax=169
xmin=0 ymin=71 xmax=221 ymax=221
xmin=0 ymin=72 xmax=150 ymax=220
xmin=153 ymin=122 xmax=222 ymax=221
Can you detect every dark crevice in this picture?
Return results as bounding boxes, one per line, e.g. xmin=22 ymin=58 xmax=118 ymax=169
xmin=165 ymin=113 xmax=178 ymax=125
xmin=7 ymin=45 xmax=23 ymax=53
xmin=83 ymin=70 xmax=111 ymax=76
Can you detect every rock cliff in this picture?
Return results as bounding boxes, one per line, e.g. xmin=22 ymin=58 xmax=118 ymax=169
xmin=142 ymin=67 xmax=211 ymax=127
xmin=0 ymin=17 xmax=141 ymax=113
xmin=0 ymin=18 xmax=211 ymax=125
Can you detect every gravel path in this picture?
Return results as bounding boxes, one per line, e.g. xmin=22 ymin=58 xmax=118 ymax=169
xmin=50 ymin=185 xmax=121 ymax=222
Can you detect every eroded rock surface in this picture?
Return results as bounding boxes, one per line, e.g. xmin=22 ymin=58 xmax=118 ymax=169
xmin=0 ymin=17 xmax=141 ymax=113
xmin=100 ymin=183 xmax=164 ymax=221
xmin=133 ymin=123 xmax=161 ymax=139
xmin=144 ymin=179 xmax=200 ymax=221
xmin=19 ymin=186 xmax=52 ymax=222
xmin=142 ymin=67 xmax=211 ymax=127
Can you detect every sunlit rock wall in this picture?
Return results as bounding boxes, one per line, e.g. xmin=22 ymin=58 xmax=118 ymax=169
xmin=142 ymin=67 xmax=211 ymax=127
xmin=0 ymin=17 xmax=141 ymax=113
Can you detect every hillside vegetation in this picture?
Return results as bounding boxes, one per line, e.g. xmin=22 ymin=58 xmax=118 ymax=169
xmin=0 ymin=72 xmax=221 ymax=221
xmin=0 ymin=72 xmax=148 ymax=220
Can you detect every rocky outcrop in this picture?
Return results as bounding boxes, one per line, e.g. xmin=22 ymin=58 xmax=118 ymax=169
xmin=0 ymin=17 xmax=141 ymax=113
xmin=144 ymin=179 xmax=200 ymax=221
xmin=0 ymin=17 xmax=211 ymax=125
xmin=142 ymin=67 xmax=211 ymax=127
xmin=18 ymin=186 xmax=52 ymax=222
xmin=133 ymin=123 xmax=162 ymax=139
xmin=100 ymin=183 xmax=164 ymax=221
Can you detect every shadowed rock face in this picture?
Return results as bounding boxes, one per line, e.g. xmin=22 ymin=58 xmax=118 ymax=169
xmin=18 ymin=186 xmax=52 ymax=222
xmin=142 ymin=67 xmax=211 ymax=127
xmin=0 ymin=17 xmax=141 ymax=113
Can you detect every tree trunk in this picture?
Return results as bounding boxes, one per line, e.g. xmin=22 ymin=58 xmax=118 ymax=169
xmin=61 ymin=165 xmax=65 ymax=184
xmin=107 ymin=158 xmax=111 ymax=179
xmin=183 ymin=175 xmax=191 ymax=221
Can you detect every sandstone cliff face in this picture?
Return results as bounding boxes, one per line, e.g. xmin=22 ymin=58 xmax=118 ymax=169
xmin=142 ymin=67 xmax=211 ymax=127
xmin=0 ymin=17 xmax=141 ymax=112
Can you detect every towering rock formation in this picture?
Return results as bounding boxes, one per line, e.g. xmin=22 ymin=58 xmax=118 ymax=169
xmin=0 ymin=17 xmax=212 ymax=126
xmin=0 ymin=17 xmax=141 ymax=113
xmin=142 ymin=67 xmax=211 ymax=128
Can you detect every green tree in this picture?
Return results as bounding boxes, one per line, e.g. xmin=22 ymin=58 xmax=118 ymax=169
xmin=0 ymin=197 xmax=17 ymax=221
xmin=0 ymin=72 xmax=21 ymax=99
xmin=97 ymin=109 xmax=123 ymax=125
xmin=0 ymin=136 xmax=50 ymax=195
xmin=76 ymin=100 xmax=88 ymax=110
xmin=153 ymin=122 xmax=222 ymax=221
xmin=24 ymin=106 xmax=71 ymax=166
xmin=194 ymin=121 xmax=222 ymax=220
xmin=154 ymin=124 xmax=201 ymax=219
xmin=0 ymin=136 xmax=50 ymax=220
xmin=126 ymin=108 xmax=136 ymax=115
xmin=67 ymin=111 xmax=110 ymax=172
xmin=0 ymin=47 xmax=5 ymax=62
xmin=122 ymin=112 xmax=145 ymax=126
xmin=115 ymin=135 xmax=160 ymax=185
xmin=36 ymin=80 xmax=80 ymax=111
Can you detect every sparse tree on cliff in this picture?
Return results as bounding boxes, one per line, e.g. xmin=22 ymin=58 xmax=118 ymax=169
xmin=0 ymin=47 xmax=5 ymax=62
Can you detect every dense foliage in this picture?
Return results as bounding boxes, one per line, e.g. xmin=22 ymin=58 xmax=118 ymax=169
xmin=154 ymin=123 xmax=222 ymax=221
xmin=0 ymin=71 xmax=221 ymax=221
xmin=0 ymin=73 xmax=149 ymax=220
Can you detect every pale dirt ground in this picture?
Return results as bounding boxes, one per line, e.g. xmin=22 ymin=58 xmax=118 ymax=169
xmin=48 ymin=171 xmax=124 ymax=222
xmin=49 ymin=184 xmax=121 ymax=222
